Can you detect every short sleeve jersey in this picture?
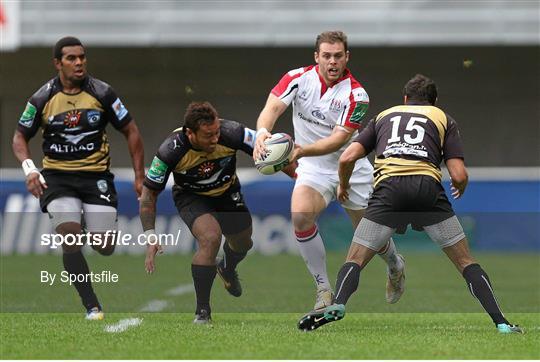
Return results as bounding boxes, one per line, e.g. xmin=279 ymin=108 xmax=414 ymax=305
xmin=354 ymin=103 xmax=464 ymax=186
xmin=143 ymin=120 xmax=256 ymax=197
xmin=271 ymin=65 xmax=371 ymax=173
xmin=17 ymin=76 xmax=132 ymax=172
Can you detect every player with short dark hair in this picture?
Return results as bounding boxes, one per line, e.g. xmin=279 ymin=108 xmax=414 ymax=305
xmin=253 ymin=30 xmax=405 ymax=310
xmin=140 ymin=101 xmax=294 ymax=324
xmin=12 ymin=36 xmax=145 ymax=320
xmin=298 ymin=74 xmax=523 ymax=334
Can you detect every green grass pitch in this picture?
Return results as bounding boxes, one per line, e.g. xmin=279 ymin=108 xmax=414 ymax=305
xmin=1 ymin=252 xmax=539 ymax=359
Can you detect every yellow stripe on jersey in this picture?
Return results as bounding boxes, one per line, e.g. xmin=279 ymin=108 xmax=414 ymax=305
xmin=43 ymin=133 xmax=110 ymax=172
xmin=42 ymin=91 xmax=104 ymax=122
xmin=374 ymin=157 xmax=442 ymax=187
xmin=175 ymin=145 xmax=236 ymax=173
xmin=376 ymin=105 xmax=448 ymax=146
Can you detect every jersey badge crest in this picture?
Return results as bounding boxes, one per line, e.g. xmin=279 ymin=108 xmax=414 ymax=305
xmin=87 ymin=110 xmax=101 ymax=126
xmin=64 ymin=110 xmax=82 ymax=128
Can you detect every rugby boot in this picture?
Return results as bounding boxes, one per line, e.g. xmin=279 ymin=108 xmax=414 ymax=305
xmin=298 ymin=303 xmax=345 ymax=332
xmin=497 ymin=323 xmax=524 ymax=334
xmin=216 ymin=258 xmax=242 ymax=297
xmin=386 ymin=254 xmax=405 ymax=304
xmin=313 ymin=287 xmax=334 ymax=310
xmin=85 ymin=306 xmax=104 ymax=321
xmin=193 ymin=309 xmax=212 ymax=324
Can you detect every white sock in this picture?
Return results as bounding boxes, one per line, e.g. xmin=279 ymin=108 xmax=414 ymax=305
xmin=295 ymin=225 xmax=332 ymax=291
xmin=378 ymin=238 xmax=403 ymax=274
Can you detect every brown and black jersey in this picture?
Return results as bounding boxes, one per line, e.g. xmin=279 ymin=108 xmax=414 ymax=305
xmin=17 ymin=76 xmax=132 ymax=172
xmin=354 ymin=103 xmax=464 ymax=186
xmin=143 ymin=120 xmax=256 ymax=197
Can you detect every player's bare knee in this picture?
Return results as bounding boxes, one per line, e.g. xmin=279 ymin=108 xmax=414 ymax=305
xmin=62 ymin=243 xmax=83 ymax=254
xmin=55 ymin=222 xmax=81 ymax=236
xmin=292 ymin=213 xmax=316 ymax=233
xmin=225 ymin=228 xmax=253 ymax=252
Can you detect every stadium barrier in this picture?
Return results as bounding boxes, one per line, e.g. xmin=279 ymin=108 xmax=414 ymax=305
xmin=1 ymin=168 xmax=538 ymax=255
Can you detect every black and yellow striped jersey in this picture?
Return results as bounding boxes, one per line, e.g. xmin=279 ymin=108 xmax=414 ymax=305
xmin=17 ymin=76 xmax=132 ymax=172
xmin=354 ymin=102 xmax=464 ymax=186
xmin=143 ymin=120 xmax=256 ymax=197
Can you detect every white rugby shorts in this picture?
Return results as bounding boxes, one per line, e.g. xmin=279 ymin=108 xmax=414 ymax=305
xmin=294 ymin=159 xmax=374 ymax=210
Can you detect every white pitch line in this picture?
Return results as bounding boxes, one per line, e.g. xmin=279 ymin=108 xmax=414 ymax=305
xmin=139 ymin=299 xmax=169 ymax=312
xmin=104 ymin=318 xmax=143 ymax=333
xmin=165 ymin=283 xmax=194 ymax=296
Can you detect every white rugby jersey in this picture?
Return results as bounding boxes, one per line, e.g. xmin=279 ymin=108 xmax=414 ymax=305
xmin=272 ymin=65 xmax=372 ymax=174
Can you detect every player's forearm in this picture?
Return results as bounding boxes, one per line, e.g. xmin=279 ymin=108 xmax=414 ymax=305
xmin=446 ymin=158 xmax=468 ymax=193
xmin=338 ymin=159 xmax=355 ymax=188
xmin=124 ymin=122 xmax=145 ymax=179
xmin=338 ymin=142 xmax=366 ymax=186
xmin=300 ymin=129 xmax=351 ymax=157
xmin=139 ymin=186 xmax=159 ymax=231
xmin=12 ymin=131 xmax=32 ymax=163
xmin=256 ymin=94 xmax=287 ymax=132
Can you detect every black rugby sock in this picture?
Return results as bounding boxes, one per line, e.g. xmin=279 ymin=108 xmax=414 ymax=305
xmin=62 ymin=251 xmax=100 ymax=310
xmin=223 ymin=242 xmax=247 ymax=271
xmin=334 ymin=262 xmax=362 ymax=305
xmin=191 ymin=264 xmax=217 ymax=315
xmin=462 ymin=264 xmax=509 ymax=325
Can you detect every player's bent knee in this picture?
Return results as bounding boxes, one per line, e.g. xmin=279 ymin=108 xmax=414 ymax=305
xmin=424 ymin=216 xmax=465 ymax=249
xmin=62 ymin=243 xmax=83 ymax=254
xmin=352 ymin=218 xmax=394 ymax=252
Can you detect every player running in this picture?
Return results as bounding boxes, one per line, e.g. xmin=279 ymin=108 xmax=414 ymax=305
xmin=253 ymin=31 xmax=405 ymax=310
xmin=298 ymin=74 xmax=523 ymax=334
xmin=12 ymin=36 xmax=145 ymax=320
xmin=140 ymin=101 xmax=295 ymax=324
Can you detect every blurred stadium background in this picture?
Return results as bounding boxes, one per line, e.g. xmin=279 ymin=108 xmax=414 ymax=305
xmin=1 ymin=0 xmax=538 ymax=255
xmin=0 ymin=4 xmax=539 ymax=359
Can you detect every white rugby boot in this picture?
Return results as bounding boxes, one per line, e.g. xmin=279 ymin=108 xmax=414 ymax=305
xmin=386 ymin=254 xmax=405 ymax=304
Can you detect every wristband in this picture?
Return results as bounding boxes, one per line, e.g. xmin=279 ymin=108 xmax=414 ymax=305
xmin=22 ymin=159 xmax=38 ymax=176
xmin=256 ymin=127 xmax=269 ymax=138
xmin=144 ymin=229 xmax=158 ymax=245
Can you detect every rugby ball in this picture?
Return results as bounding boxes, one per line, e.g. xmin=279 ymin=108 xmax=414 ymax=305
xmin=255 ymin=133 xmax=294 ymax=175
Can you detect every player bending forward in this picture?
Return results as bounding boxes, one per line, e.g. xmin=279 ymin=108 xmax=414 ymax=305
xmin=298 ymin=74 xmax=523 ymax=334
xmin=140 ymin=101 xmax=294 ymax=324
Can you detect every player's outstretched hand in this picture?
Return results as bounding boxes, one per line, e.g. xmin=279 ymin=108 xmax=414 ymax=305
xmin=253 ymin=129 xmax=272 ymax=161
xmin=337 ymin=184 xmax=350 ymax=203
xmin=145 ymin=244 xmax=163 ymax=274
xmin=26 ymin=172 xmax=47 ymax=198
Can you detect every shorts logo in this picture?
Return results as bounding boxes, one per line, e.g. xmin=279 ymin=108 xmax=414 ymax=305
xmin=64 ymin=110 xmax=82 ymax=128
xmin=19 ymin=102 xmax=37 ymax=128
xmin=311 ymin=109 xmax=326 ymax=120
xmin=147 ymin=156 xmax=168 ymax=183
xmin=97 ymin=179 xmax=108 ymax=193
xmin=87 ymin=110 xmax=101 ymax=126
xmin=112 ymin=98 xmax=128 ymax=121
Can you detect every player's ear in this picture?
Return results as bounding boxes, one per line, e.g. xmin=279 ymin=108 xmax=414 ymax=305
xmin=314 ymin=51 xmax=319 ymax=64
xmin=53 ymin=58 xmax=62 ymax=71
xmin=345 ymin=50 xmax=350 ymax=62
